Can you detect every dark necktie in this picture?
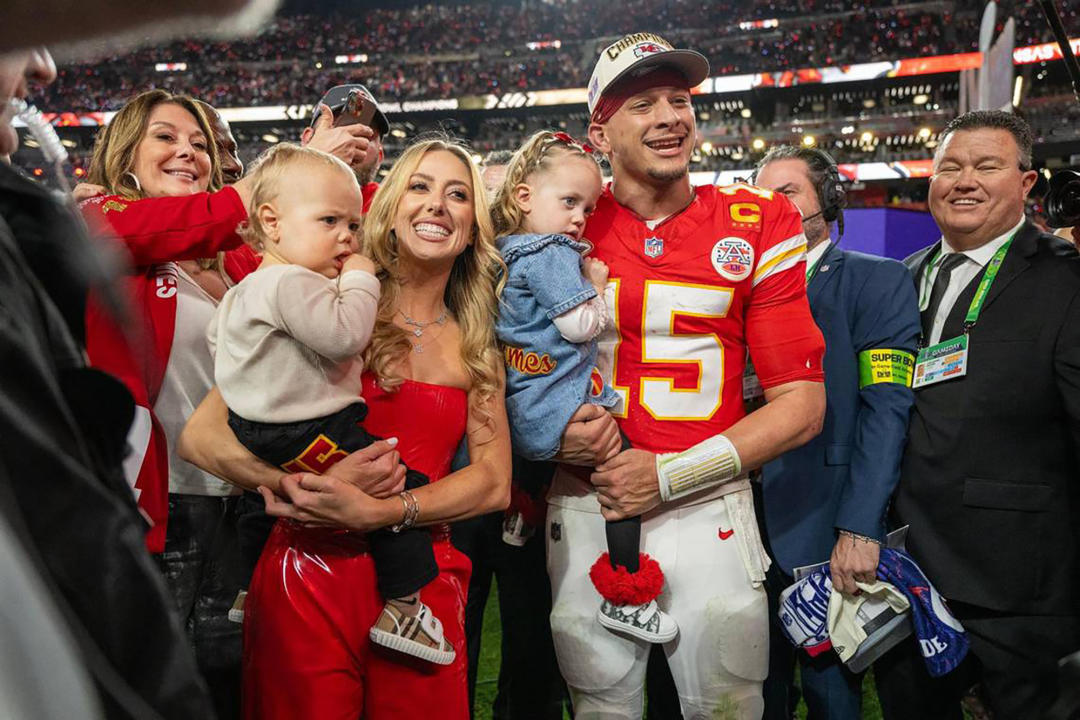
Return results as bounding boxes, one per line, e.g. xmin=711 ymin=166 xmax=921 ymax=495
xmin=920 ymin=253 xmax=967 ymax=339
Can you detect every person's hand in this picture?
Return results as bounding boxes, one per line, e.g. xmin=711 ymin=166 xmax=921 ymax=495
xmin=829 ymin=532 xmax=881 ymax=595
xmin=583 ymin=257 xmax=609 ymax=295
xmin=591 ymin=449 xmax=661 ymax=520
xmin=259 ymin=473 xmax=388 ymax=531
xmin=304 ymin=103 xmax=374 ymax=168
xmin=324 ymin=438 xmax=406 ymax=499
xmin=553 ymin=404 xmax=621 ymax=466
xmin=72 ymin=182 xmax=106 ymax=203
xmin=342 ymin=252 xmax=376 ymax=276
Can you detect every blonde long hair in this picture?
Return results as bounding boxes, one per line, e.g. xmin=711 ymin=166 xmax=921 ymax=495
xmin=87 ymin=89 xmax=222 ymax=200
xmin=364 ymin=136 xmax=506 ymax=431
xmin=490 ymin=130 xmax=598 ymax=237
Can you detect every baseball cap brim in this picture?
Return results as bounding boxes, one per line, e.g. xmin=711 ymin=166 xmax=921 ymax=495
xmin=310 ymin=84 xmax=390 ymax=137
xmin=603 ymin=49 xmax=710 ymax=99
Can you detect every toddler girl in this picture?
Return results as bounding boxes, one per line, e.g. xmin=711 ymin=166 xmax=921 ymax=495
xmin=492 ymin=130 xmax=677 ymax=643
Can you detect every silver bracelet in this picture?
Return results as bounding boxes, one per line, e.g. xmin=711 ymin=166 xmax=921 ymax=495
xmin=390 ymin=489 xmax=419 ymax=533
xmin=838 ymin=529 xmax=884 ymax=546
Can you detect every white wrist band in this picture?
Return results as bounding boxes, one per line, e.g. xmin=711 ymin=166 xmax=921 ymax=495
xmin=656 ymin=434 xmax=742 ymax=502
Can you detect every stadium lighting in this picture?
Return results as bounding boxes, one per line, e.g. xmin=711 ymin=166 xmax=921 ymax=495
xmin=61 ymin=139 xmax=77 ymax=148
xmin=261 ymin=133 xmax=279 ymax=144
xmin=913 ymin=93 xmax=929 ymax=105
xmin=740 ymin=108 xmax=752 ymax=118
xmin=752 ymin=138 xmax=765 ymax=151
xmin=391 ymin=128 xmax=407 ymax=138
xmin=841 ymin=125 xmax=855 ymax=135
xmin=334 ymin=54 xmax=369 ymax=65
xmin=860 ymin=131 xmax=874 ymax=144
xmin=1013 ymin=76 xmax=1023 ymax=107
xmin=701 ymin=141 xmax=714 ymax=154
xmin=154 ymin=62 xmax=188 ymax=72
xmin=802 ymin=135 xmax=816 ymax=147
xmin=917 ymin=127 xmax=932 ymax=139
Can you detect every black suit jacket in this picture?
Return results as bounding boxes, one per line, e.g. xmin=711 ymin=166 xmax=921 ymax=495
xmin=897 ymin=221 xmax=1080 ymax=617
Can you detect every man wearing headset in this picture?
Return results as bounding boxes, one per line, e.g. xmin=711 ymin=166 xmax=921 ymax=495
xmin=751 ymin=146 xmax=921 ymax=718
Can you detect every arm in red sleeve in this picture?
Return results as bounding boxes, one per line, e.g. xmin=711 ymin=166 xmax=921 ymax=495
xmin=81 ymin=187 xmax=248 ymax=266
xmin=746 ymin=197 xmax=825 ymax=388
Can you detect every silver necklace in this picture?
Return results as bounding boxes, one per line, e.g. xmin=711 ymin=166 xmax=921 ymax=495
xmin=398 ymin=307 xmax=449 ymax=353
xmin=398 ymin=307 xmax=448 ymax=338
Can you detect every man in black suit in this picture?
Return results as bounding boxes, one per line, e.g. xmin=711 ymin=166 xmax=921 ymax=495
xmin=875 ymin=110 xmax=1080 ymax=719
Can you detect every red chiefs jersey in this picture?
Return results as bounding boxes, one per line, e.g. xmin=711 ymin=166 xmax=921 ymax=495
xmin=585 ymin=182 xmax=824 ymax=455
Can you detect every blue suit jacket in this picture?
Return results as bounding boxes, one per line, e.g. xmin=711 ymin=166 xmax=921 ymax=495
xmin=762 ymin=243 xmax=920 ymax=574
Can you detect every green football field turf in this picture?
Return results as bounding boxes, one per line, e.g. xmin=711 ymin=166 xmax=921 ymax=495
xmin=472 ymin=580 xmax=887 ymax=720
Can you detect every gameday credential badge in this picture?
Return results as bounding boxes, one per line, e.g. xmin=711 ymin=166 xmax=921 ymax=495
xmin=711 ymin=237 xmax=754 ymax=282
xmin=644 ymin=236 xmax=664 ymax=258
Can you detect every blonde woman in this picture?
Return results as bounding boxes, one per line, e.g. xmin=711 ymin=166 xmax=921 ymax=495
xmin=178 ymin=136 xmax=511 ymax=719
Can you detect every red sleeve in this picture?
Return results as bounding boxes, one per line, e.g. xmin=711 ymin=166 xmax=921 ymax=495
xmin=362 ymin=182 xmax=379 ymax=214
xmin=222 ymin=244 xmax=261 ymax=284
xmin=745 ymin=193 xmax=825 ymax=388
xmin=80 ymin=187 xmax=247 ymax=266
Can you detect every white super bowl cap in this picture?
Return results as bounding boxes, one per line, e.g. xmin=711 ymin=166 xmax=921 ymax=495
xmin=587 ymin=33 xmax=710 ymax=116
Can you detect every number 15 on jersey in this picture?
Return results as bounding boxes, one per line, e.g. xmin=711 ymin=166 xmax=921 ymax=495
xmin=596 ymin=279 xmax=735 ymax=422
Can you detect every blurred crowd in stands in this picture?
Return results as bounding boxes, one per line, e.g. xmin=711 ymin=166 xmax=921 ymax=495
xmin=38 ymin=0 xmax=1078 ymax=111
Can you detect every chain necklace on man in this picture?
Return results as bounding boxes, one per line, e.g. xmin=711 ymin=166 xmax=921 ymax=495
xmin=398 ymin=307 xmax=449 ymax=353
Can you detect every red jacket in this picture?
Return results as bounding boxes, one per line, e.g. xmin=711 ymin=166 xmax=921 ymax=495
xmin=82 ymin=189 xmax=258 ymax=551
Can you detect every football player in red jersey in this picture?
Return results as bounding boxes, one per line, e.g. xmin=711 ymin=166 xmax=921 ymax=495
xmin=544 ymin=33 xmax=827 ymax=718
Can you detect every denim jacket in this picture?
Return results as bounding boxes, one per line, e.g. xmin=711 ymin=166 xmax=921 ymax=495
xmin=496 ymin=233 xmax=619 ymax=460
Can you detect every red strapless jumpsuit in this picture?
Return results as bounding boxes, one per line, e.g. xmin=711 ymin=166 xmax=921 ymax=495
xmin=242 ymin=375 xmax=471 ymax=720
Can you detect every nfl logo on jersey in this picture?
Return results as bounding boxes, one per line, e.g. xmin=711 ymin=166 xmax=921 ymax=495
xmin=644 ymin=236 xmax=664 ymax=258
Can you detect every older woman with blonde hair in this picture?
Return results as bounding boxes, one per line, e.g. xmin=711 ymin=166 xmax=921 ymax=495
xmin=178 ymin=135 xmax=511 ymax=719
xmin=81 ymin=88 xmax=259 ymax=718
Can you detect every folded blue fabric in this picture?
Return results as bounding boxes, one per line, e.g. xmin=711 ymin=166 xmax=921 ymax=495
xmin=877 ymin=547 xmax=969 ymax=677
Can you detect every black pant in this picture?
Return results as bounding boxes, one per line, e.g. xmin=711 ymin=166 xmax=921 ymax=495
xmin=229 ymin=403 xmax=437 ymax=598
xmin=155 ymin=494 xmax=243 ymax=720
xmin=874 ymin=600 xmax=1080 ymax=720
xmin=453 ymin=451 xmax=567 ymax=720
xmin=605 ymin=433 xmax=639 ymax=572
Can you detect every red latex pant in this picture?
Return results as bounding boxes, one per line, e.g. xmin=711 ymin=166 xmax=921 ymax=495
xmin=242 ymin=520 xmax=470 ymax=720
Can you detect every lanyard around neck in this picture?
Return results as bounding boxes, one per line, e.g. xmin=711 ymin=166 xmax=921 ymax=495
xmin=920 ymin=234 xmax=1015 ymax=331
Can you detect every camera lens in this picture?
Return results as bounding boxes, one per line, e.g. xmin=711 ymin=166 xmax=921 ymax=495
xmin=1046 ymin=170 xmax=1080 ymax=228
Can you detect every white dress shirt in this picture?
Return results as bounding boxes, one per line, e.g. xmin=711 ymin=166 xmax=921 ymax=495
xmin=923 ymin=217 xmax=1025 ymax=345
xmin=805 ymin=239 xmax=831 ymax=281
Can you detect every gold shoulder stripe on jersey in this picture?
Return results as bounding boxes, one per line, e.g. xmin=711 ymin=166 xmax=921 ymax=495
xmin=752 ymin=233 xmax=807 ymax=287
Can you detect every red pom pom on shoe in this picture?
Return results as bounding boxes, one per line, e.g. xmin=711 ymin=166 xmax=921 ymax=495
xmin=588 ymin=552 xmax=664 ymax=606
